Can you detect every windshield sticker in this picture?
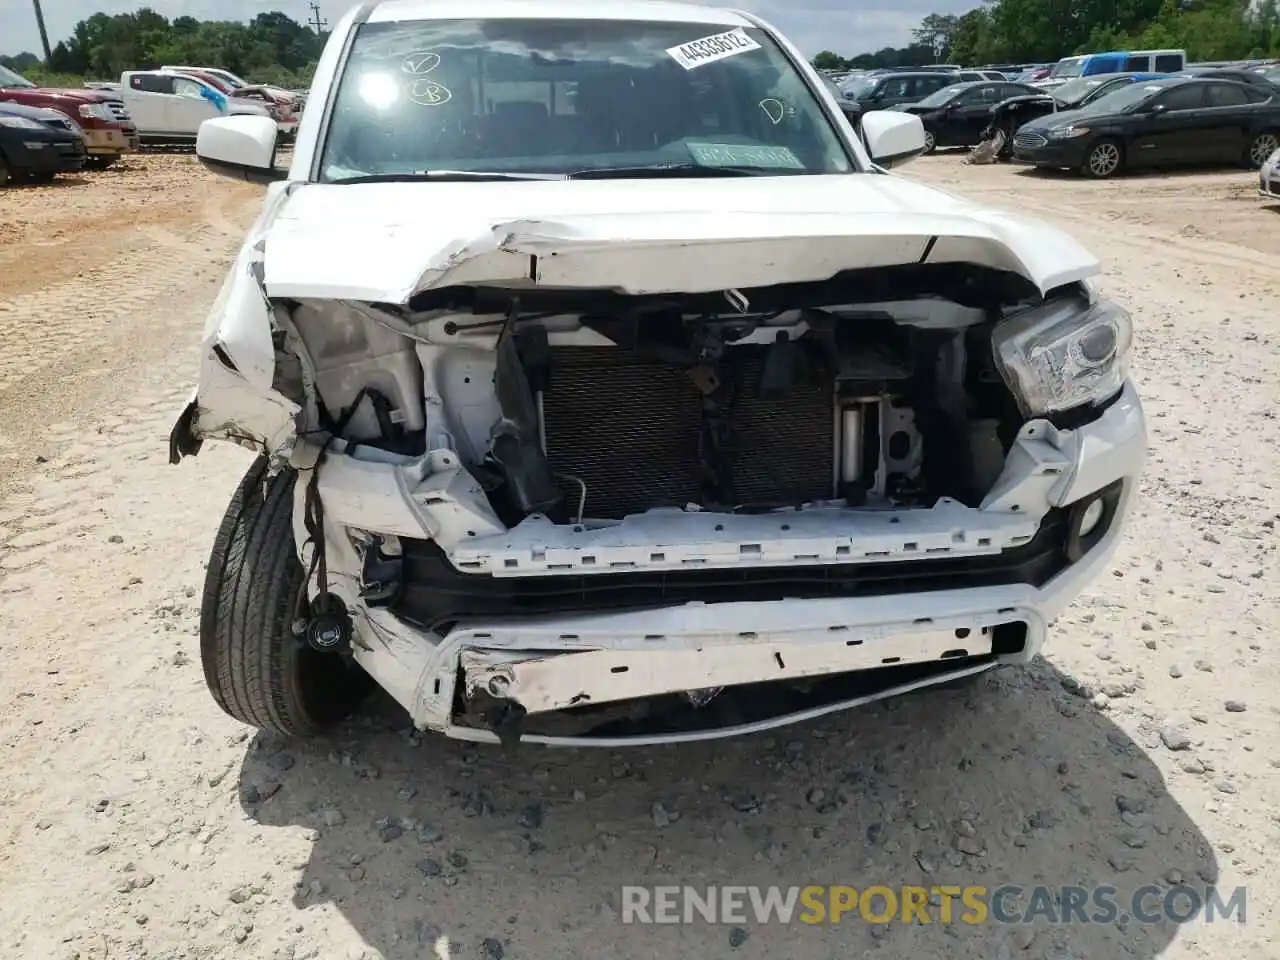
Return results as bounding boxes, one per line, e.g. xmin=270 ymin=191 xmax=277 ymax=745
xmin=686 ymin=142 xmax=803 ymax=169
xmin=758 ymin=98 xmax=786 ymax=124
xmin=666 ymin=29 xmax=761 ymax=70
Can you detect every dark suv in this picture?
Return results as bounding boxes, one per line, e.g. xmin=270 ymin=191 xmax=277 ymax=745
xmin=841 ymin=71 xmax=960 ymax=118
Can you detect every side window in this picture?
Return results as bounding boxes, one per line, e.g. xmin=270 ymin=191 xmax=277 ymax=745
xmin=131 ymin=74 xmax=173 ymax=94
xmin=173 ymin=78 xmax=205 ymax=99
xmin=1205 ymin=83 xmax=1249 ymax=107
xmin=1155 ymin=54 xmax=1184 ymax=72
xmin=1124 ymin=56 xmax=1149 ymax=72
xmin=916 ymin=77 xmax=945 ymax=95
xmin=999 ymin=83 xmax=1029 ymax=100
xmin=958 ymin=84 xmax=999 ymax=105
xmin=1153 ymin=85 xmax=1205 ymax=111
xmin=875 ymin=78 xmax=907 ymax=98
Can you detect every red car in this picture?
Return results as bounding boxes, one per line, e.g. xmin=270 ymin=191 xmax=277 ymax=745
xmin=0 ymin=62 xmax=138 ymax=168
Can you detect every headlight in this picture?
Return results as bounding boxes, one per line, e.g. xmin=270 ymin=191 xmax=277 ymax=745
xmin=0 ymin=116 xmax=45 ymax=130
xmin=77 ymin=103 xmax=106 ymax=120
xmin=1048 ymin=125 xmax=1090 ymax=139
xmin=992 ymin=294 xmax=1132 ymax=417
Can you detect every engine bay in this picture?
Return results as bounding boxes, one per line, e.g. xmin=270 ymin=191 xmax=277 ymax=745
xmin=278 ymin=264 xmax=1048 ymax=530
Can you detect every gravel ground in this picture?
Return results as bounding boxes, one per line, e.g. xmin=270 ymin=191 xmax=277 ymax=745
xmin=0 ymin=154 xmax=1277 ymax=960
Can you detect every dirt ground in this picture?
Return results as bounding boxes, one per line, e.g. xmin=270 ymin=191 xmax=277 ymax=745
xmin=0 ymin=153 xmax=1277 ymax=960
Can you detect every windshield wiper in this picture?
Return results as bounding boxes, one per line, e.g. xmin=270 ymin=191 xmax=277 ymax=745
xmin=331 ymin=170 xmax=566 ymax=184
xmin=567 ymin=163 xmax=776 ymax=180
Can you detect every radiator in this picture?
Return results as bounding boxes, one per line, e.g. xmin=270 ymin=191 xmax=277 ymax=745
xmin=541 ymin=346 xmax=834 ymax=519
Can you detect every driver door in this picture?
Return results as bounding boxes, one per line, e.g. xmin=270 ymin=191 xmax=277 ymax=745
xmin=1129 ymin=83 xmax=1208 ymax=167
xmin=945 ymin=84 xmax=1001 ymax=146
xmin=170 ymin=76 xmax=222 ymax=135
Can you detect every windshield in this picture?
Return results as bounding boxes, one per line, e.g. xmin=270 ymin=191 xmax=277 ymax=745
xmin=1052 ymin=76 xmax=1111 ymax=105
xmin=319 ymin=18 xmax=854 ymax=181
xmin=0 ymin=64 xmax=35 ymax=88
xmin=1077 ymin=81 xmax=1167 ymax=114
xmin=912 ymin=83 xmax=967 ymax=109
xmin=1049 ymin=58 xmax=1084 ymax=79
xmin=840 ymin=75 xmax=876 ymax=98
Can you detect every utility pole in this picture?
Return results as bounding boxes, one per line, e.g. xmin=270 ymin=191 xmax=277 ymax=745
xmin=307 ymin=1 xmax=328 ymax=34
xmin=31 ymin=0 xmax=53 ymax=61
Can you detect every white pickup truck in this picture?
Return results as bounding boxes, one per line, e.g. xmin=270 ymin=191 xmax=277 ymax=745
xmin=119 ymin=70 xmax=275 ymax=144
xmin=176 ymin=0 xmax=1145 ymax=747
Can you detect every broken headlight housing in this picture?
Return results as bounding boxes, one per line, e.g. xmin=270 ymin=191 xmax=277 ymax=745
xmin=992 ymin=294 xmax=1131 ymax=418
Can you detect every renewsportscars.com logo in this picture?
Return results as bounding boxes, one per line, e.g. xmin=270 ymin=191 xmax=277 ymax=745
xmin=620 ymin=884 xmax=1247 ymax=926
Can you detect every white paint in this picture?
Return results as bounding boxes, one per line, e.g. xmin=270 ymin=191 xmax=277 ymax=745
xmin=461 ymin=621 xmax=999 ymax=713
xmin=665 ymin=28 xmax=761 ymax=70
xmin=258 ymin=175 xmax=1101 ymax=302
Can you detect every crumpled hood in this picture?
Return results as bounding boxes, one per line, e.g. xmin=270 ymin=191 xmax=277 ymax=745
xmin=260 ymin=174 xmax=1099 ymax=302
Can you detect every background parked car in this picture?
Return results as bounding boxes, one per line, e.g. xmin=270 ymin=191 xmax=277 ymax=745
xmin=1012 ymin=76 xmax=1280 ymax=178
xmin=161 ymin=64 xmax=305 ymax=130
xmin=121 ymin=70 xmax=276 ymax=145
xmin=0 ymin=101 xmax=88 ymax=186
xmin=984 ymin=72 xmax=1164 ymax=159
xmin=896 ymin=79 xmax=1043 ymax=152
xmin=1179 ymin=66 xmax=1280 ymax=92
xmin=0 ymin=62 xmax=137 ymax=169
xmin=840 ymin=70 xmax=960 ymax=119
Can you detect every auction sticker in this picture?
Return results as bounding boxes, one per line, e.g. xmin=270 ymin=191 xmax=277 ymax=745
xmin=666 ymin=28 xmax=762 ymax=70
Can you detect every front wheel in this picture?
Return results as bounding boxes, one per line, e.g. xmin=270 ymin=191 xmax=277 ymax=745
xmin=922 ymin=130 xmax=936 ymax=155
xmin=200 ymin=457 xmax=371 ymax=737
xmin=1246 ymin=131 xmax=1279 ymax=169
xmin=1082 ymin=138 xmax=1123 ymax=179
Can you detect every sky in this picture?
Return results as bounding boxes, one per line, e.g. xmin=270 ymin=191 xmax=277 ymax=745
xmin=1 ymin=0 xmax=974 ymax=60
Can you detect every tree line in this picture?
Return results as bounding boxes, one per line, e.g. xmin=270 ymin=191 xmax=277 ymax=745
xmin=5 ymin=1 xmax=1279 ymax=89
xmin=1 ymin=9 xmax=325 ymax=88
xmin=814 ymin=0 xmax=1280 ymax=69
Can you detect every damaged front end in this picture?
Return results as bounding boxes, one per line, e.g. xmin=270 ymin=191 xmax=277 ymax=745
xmin=174 ymin=212 xmax=1143 ymax=745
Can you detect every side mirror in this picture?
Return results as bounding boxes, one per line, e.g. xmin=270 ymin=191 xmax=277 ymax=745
xmin=860 ymin=110 xmax=927 ymax=168
xmin=196 ymin=115 xmax=285 ymax=184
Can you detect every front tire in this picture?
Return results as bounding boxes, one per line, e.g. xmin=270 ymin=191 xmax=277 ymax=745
xmin=1246 ymin=131 xmax=1279 ymax=169
xmin=922 ymin=130 xmax=936 ymax=155
xmin=200 ymin=456 xmax=371 ymax=737
xmin=1082 ymin=138 xmax=1123 ymax=179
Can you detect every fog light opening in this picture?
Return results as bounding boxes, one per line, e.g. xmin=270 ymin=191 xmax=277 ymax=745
xmin=1064 ymin=479 xmax=1124 ymax=563
xmin=1078 ymin=498 xmax=1105 ymax=537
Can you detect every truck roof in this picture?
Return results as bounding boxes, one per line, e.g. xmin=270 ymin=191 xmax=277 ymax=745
xmin=365 ymin=0 xmax=755 ymax=25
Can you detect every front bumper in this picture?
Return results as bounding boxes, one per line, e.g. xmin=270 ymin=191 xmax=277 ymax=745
xmin=1011 ymin=135 xmax=1087 ymax=169
xmin=10 ymin=135 xmax=86 ymax=175
xmin=82 ymin=126 xmax=139 ymax=156
xmin=304 ymin=381 xmax=1145 ymax=745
